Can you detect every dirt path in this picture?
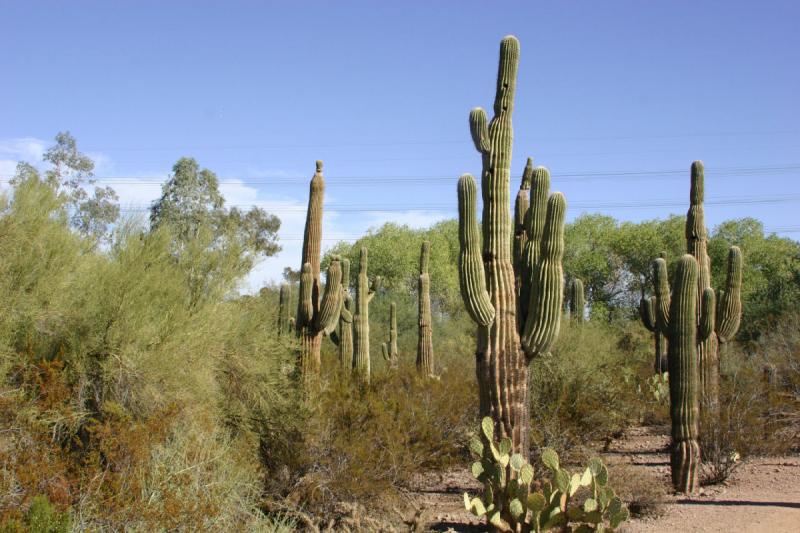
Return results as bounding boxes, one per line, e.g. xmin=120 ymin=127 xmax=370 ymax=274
xmin=621 ymin=460 xmax=800 ymax=531
xmin=408 ymin=426 xmax=800 ymax=532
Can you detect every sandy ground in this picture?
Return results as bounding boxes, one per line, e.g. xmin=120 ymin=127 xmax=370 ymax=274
xmin=406 ymin=426 xmax=800 ymax=533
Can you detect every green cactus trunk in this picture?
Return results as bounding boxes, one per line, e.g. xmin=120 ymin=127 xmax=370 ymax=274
xmin=656 ymin=255 xmax=715 ymax=494
xmin=353 ymin=247 xmax=379 ymax=383
xmin=685 ymin=162 xmax=743 ymax=414
xmin=568 ymin=278 xmax=585 ymax=323
xmin=457 ymin=36 xmax=566 ymax=456
xmin=381 ymin=302 xmax=399 ymax=369
xmin=295 ymin=161 xmax=343 ymax=379
xmin=333 ymin=258 xmax=354 ymax=371
xmin=277 ymin=283 xmax=291 ymax=336
xmin=513 ymin=158 xmax=533 ymax=297
xmin=417 ymin=241 xmax=434 ymax=376
xmin=640 ymin=295 xmax=668 ymax=374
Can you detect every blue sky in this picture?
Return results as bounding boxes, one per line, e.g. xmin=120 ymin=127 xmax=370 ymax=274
xmin=1 ymin=1 xmax=798 ymax=289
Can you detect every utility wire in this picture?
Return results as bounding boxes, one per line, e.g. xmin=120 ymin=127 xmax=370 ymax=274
xmin=2 ymin=163 xmax=799 ymax=185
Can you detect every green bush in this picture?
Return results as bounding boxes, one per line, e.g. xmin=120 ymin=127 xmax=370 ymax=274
xmin=529 ymin=320 xmax=645 ymax=460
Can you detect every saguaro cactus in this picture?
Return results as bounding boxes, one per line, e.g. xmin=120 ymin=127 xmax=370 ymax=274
xmin=417 ymin=241 xmax=434 ymax=376
xmin=381 ymin=302 xmax=399 ymax=369
xmin=331 ymin=258 xmax=354 ymax=371
xmin=277 ymin=283 xmax=291 ymax=336
xmin=567 ymin=278 xmax=585 ymax=323
xmin=685 ymin=161 xmax=743 ymax=412
xmin=513 ymin=158 xmax=534 ymax=294
xmin=295 ymin=161 xmax=343 ymax=378
xmin=640 ymin=295 xmax=668 ymax=374
xmin=654 ymin=255 xmax=714 ymax=494
xmin=353 ymin=247 xmax=380 ymax=382
xmin=457 ymin=36 xmax=566 ymax=455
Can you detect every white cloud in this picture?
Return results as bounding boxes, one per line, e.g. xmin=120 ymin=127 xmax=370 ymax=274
xmin=0 ymin=137 xmax=49 ymax=191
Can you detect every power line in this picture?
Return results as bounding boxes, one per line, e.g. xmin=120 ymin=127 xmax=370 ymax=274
xmin=2 ymin=163 xmax=799 ymax=186
xmin=72 ymin=129 xmax=800 ymax=152
xmin=111 ymin=194 xmax=800 ymax=214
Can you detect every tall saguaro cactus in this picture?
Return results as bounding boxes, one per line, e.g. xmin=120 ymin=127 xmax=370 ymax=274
xmin=353 ymin=247 xmax=380 ymax=382
xmin=277 ymin=283 xmax=292 ymax=336
xmin=295 ymin=161 xmax=343 ymax=378
xmin=457 ymin=36 xmax=567 ymax=454
xmin=567 ymin=278 xmax=585 ymax=323
xmin=331 ymin=258 xmax=354 ymax=371
xmin=654 ymin=255 xmax=715 ymax=494
xmin=685 ymin=161 xmax=743 ymax=412
xmin=381 ymin=302 xmax=399 ymax=369
xmin=417 ymin=241 xmax=434 ymax=376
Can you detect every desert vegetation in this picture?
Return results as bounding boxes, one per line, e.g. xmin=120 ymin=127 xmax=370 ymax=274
xmin=1 ymin=34 xmax=798 ymax=533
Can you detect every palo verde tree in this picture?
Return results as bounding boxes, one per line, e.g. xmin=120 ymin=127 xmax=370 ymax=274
xmin=457 ymin=35 xmax=566 ymax=455
xmin=150 ymin=157 xmax=280 ymax=307
xmin=13 ymin=132 xmax=120 ymax=241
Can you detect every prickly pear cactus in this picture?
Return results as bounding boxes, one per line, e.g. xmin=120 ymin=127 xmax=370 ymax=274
xmin=353 ymin=247 xmax=380 ymax=383
xmin=464 ymin=416 xmax=629 ymax=532
xmin=417 ymin=241 xmax=434 ymax=376
xmin=457 ymin=36 xmax=566 ymax=457
xmin=381 ymin=302 xmax=398 ymax=369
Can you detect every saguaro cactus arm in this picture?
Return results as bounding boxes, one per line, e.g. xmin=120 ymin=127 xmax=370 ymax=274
xmin=640 ymin=296 xmax=657 ymax=332
xmin=698 ymin=288 xmax=716 ymax=342
xmin=469 ymin=108 xmax=490 ymax=153
xmin=298 ymin=263 xmax=314 ymax=326
xmin=716 ymin=246 xmax=743 ymax=342
xmin=513 ymin=158 xmax=534 ymax=271
xmin=521 ymin=192 xmax=566 ymax=358
xmin=457 ymin=173 xmax=495 ymax=326
xmin=315 ymin=257 xmax=344 ymax=335
xmin=653 ymin=257 xmax=671 ymax=336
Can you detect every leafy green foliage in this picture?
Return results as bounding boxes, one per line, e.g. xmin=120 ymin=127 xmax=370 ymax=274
xmin=530 ymin=320 xmax=644 ymax=456
xmin=465 ymin=417 xmax=629 ymax=532
xmin=150 ymin=157 xmax=281 ymax=306
xmin=0 ymin=176 xmax=296 ymax=530
xmin=10 ymin=132 xmax=120 ymax=242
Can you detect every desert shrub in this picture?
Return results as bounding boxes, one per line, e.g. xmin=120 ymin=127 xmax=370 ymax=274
xmin=0 ymin=495 xmax=71 ymax=533
xmin=607 ymin=463 xmax=666 ymax=518
xmin=0 ymin=177 xmax=300 ymax=530
xmin=287 ymin=364 xmax=476 ymax=512
xmin=698 ymin=317 xmax=799 ymax=485
xmin=529 ymin=320 xmax=644 ymax=460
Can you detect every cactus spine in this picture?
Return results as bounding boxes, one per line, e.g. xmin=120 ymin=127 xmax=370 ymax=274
xmin=353 ymin=247 xmax=379 ymax=383
xmin=568 ymin=278 xmax=585 ymax=322
xmin=277 ymin=283 xmax=291 ymax=336
xmin=417 ymin=241 xmax=434 ymax=376
xmin=654 ymin=255 xmax=715 ymax=494
xmin=457 ymin=36 xmax=566 ymax=455
xmin=295 ymin=161 xmax=343 ymax=379
xmin=331 ymin=258 xmax=354 ymax=371
xmin=381 ymin=302 xmax=398 ymax=369
xmin=685 ymin=162 xmax=742 ymax=413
